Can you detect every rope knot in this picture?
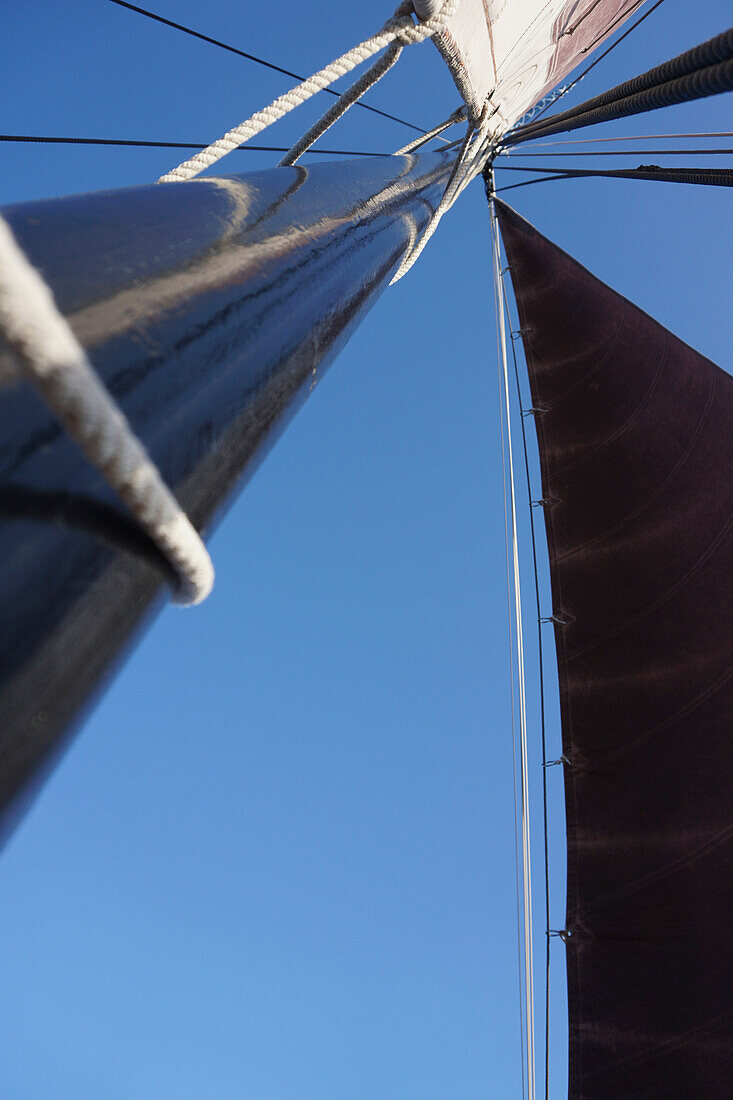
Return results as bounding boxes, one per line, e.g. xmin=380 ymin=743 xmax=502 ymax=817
xmin=418 ymin=0 xmax=460 ymax=35
xmin=385 ymin=13 xmax=423 ymax=46
xmin=387 ymin=0 xmax=458 ymax=44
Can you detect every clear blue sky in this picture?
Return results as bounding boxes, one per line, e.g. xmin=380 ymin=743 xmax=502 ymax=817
xmin=0 ymin=2 xmax=730 ymax=1097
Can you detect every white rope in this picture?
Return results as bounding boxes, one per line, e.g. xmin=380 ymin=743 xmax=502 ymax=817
xmin=279 ymin=43 xmax=403 ymax=166
xmin=490 ymin=200 xmax=536 ymax=1099
xmin=388 ymin=118 xmax=475 ymax=282
xmin=158 ymin=0 xmax=458 ymax=183
xmin=389 ymin=99 xmax=498 ymax=284
xmin=0 ymin=0 xmax=476 ymax=613
xmin=0 ymin=214 xmax=214 ymax=605
xmin=394 ymin=104 xmax=466 ymax=154
xmin=0 ymin=0 xmax=464 ymax=613
xmin=157 ymin=0 xmax=483 ymax=283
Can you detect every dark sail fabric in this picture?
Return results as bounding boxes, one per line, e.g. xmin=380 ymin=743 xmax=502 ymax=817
xmin=495 ymin=199 xmax=733 ymax=1099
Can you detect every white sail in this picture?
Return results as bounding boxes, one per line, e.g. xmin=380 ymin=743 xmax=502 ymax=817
xmin=423 ymin=0 xmax=644 ymax=127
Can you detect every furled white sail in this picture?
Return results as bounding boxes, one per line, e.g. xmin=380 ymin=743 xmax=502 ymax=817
xmin=420 ymin=0 xmax=645 ymax=128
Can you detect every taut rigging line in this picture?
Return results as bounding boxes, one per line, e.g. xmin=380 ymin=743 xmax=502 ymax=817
xmin=107 ymin=0 xmax=431 ymax=136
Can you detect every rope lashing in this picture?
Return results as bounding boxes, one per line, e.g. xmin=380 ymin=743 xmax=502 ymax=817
xmin=390 ymin=97 xmax=499 ymax=283
xmin=157 ymin=0 xmax=498 ymax=284
xmin=158 ymin=0 xmax=459 ymax=183
xmin=394 ymin=104 xmax=467 ymax=154
xmin=0 ymin=214 xmax=214 ymax=605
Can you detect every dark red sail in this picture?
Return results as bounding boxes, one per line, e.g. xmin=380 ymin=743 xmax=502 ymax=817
xmin=495 ymin=198 xmax=733 ymax=1098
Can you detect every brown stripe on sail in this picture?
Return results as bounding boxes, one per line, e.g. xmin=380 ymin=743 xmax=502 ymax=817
xmin=495 ymin=198 xmax=733 ymax=1099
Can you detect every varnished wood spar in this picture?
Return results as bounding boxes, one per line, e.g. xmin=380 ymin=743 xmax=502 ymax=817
xmin=0 ymin=150 xmax=455 ymax=827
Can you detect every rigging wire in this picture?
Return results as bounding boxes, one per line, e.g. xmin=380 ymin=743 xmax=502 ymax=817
xmin=155 ymin=0 xmax=459 ymax=184
xmin=543 ymin=0 xmax=668 ymax=113
xmin=493 ymin=171 xmax=726 ymax=193
xmin=496 ymin=147 xmax=733 ymax=157
xmin=494 ymin=224 xmax=553 ymax=1100
xmin=504 ymin=26 xmax=733 ymax=147
xmin=5 ymin=135 xmax=732 ymax=160
xmin=490 ymin=201 xmax=537 ymax=1100
xmin=493 ymin=163 xmax=733 ymax=189
xmin=0 ymin=134 xmax=389 ymax=156
xmin=495 ymin=162 xmax=733 ymax=174
xmin=505 ymin=130 xmax=733 ymax=145
xmin=495 ymin=290 xmax=529 ymax=1100
xmin=509 ymin=0 xmax=667 ymax=132
xmin=107 ymin=0 xmax=430 ymax=136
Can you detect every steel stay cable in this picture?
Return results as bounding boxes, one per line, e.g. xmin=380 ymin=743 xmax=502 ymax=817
xmin=506 ymin=131 xmax=733 ymax=145
xmin=106 ymin=0 xmax=429 ymax=135
xmin=493 ymin=163 xmax=733 ymax=188
xmin=5 ymin=135 xmax=733 ymax=160
xmin=489 ymin=182 xmax=556 ymax=1100
xmin=494 ymin=214 xmax=553 ymax=1100
xmin=0 ymin=134 xmax=391 ymax=156
xmin=493 ymin=211 xmax=529 ymax=1100
xmin=493 ymin=169 xmax=732 ymax=192
xmin=496 ymin=147 xmax=733 ymax=157
xmin=490 ymin=202 xmax=537 ymax=1100
xmin=495 ymin=161 xmax=733 ymax=173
